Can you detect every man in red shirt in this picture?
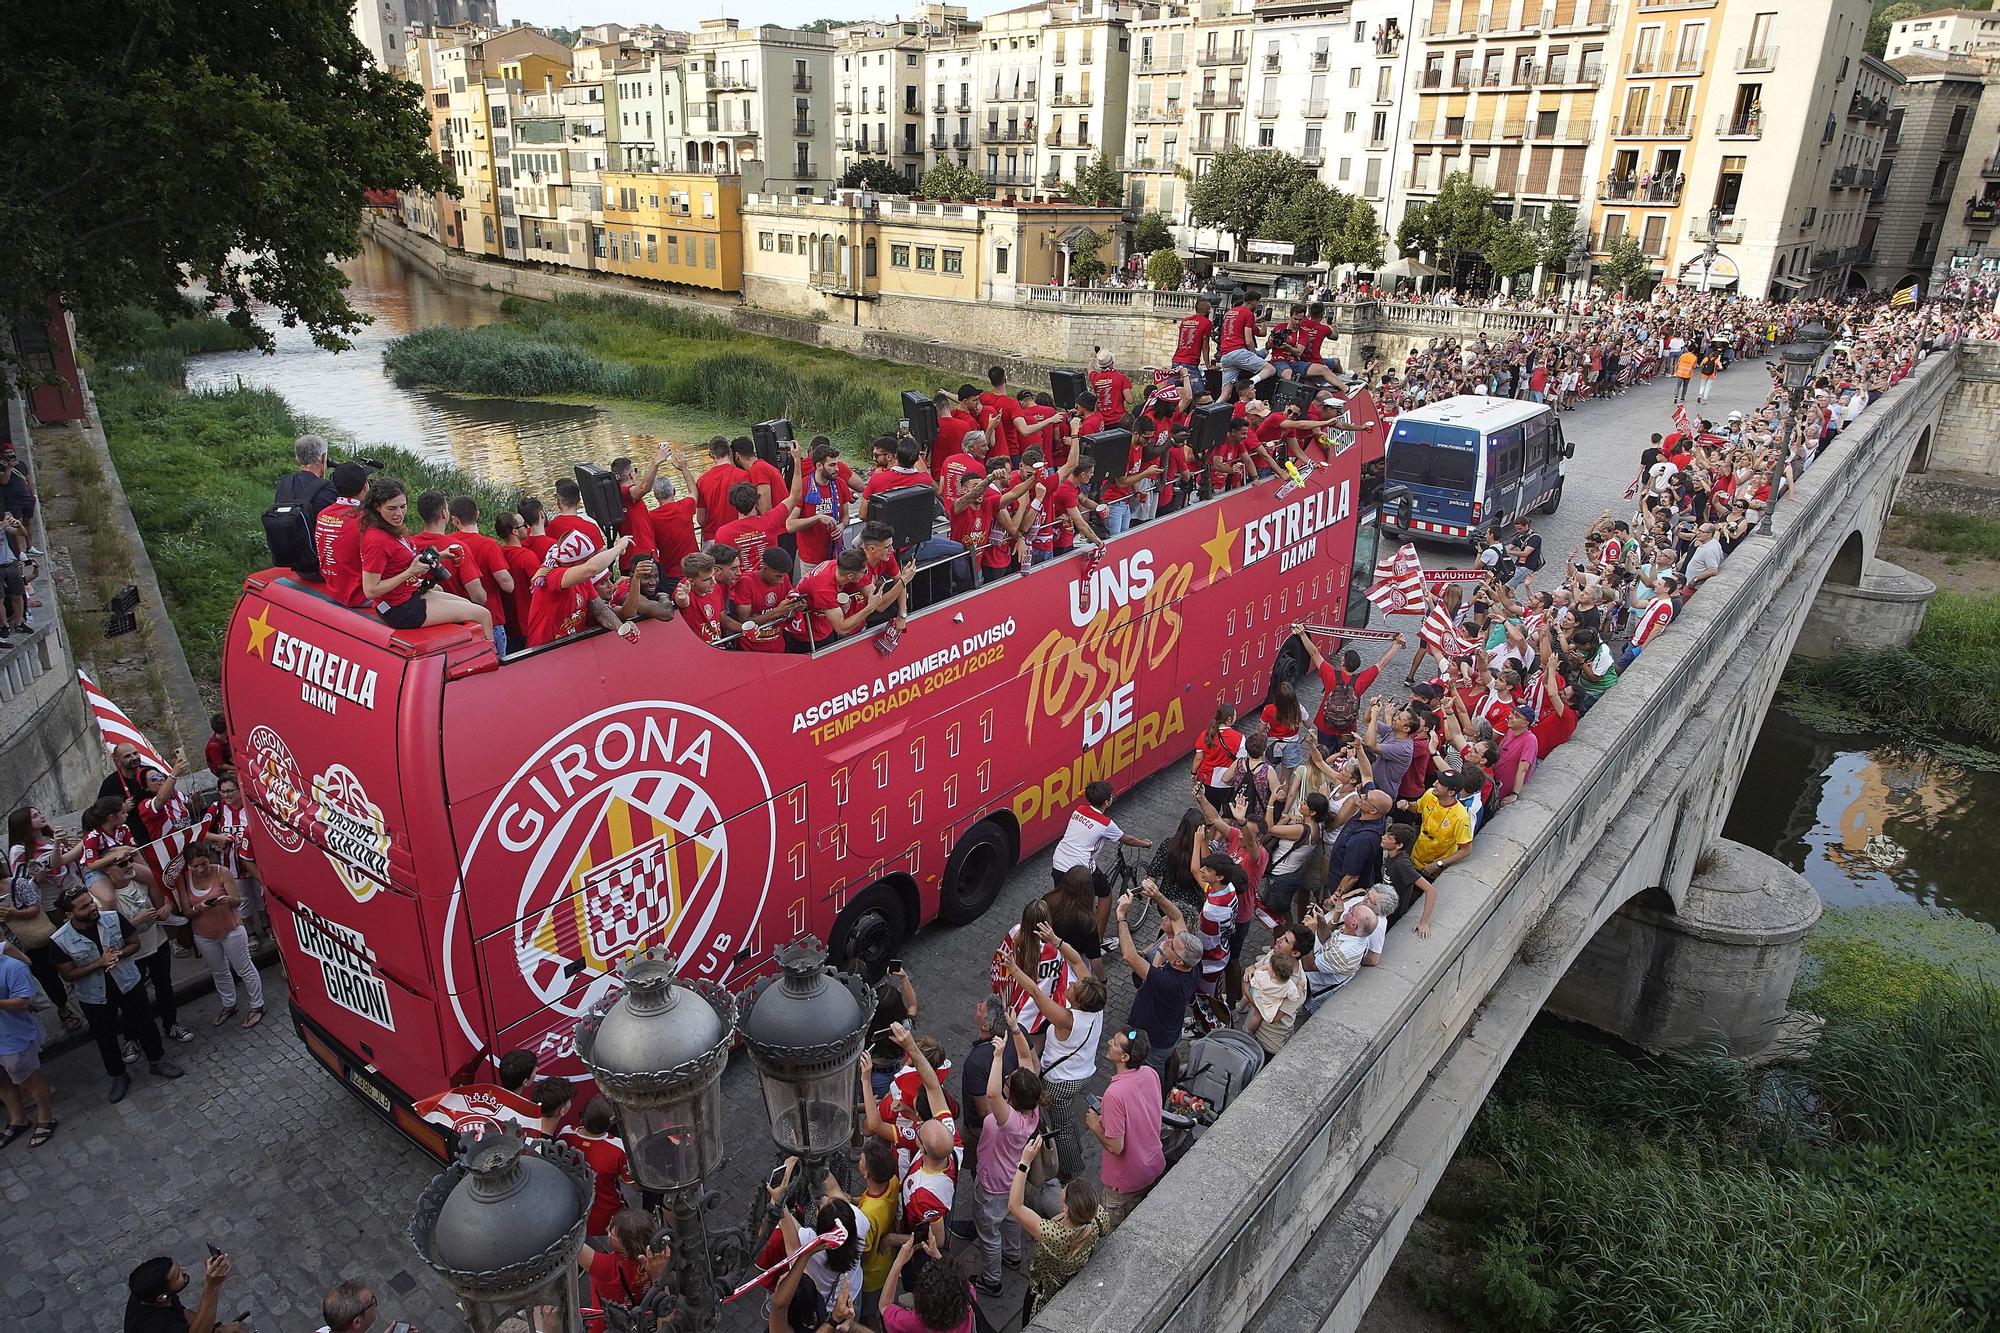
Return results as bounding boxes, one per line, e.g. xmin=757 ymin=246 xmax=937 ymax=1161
xmin=408 ymin=490 xmax=476 ymax=601
xmin=730 ymin=436 xmax=788 ymax=514
xmin=611 ymin=448 xmax=667 ymax=561
xmin=557 ymin=1096 xmax=632 ymax=1239
xmin=1088 ymin=353 xmax=1133 ymax=417
xmin=544 ymin=479 xmax=602 ymax=555
xmin=670 ymin=551 xmax=738 ymax=645
xmin=493 ymin=512 xmax=547 ymax=646
xmin=929 ymin=388 xmax=978 ymax=474
xmin=976 ymin=366 xmax=1065 ymax=460
xmin=858 ymin=436 xmax=931 ymax=524
xmin=645 ymin=460 xmax=701 ymax=587
xmin=784 ymin=549 xmax=902 ymax=650
xmin=517 ymin=498 xmax=554 ymax=558
xmin=1172 ymin=298 xmax=1216 ymax=405
xmin=713 ymin=463 xmax=813 ymax=571
xmin=1296 ymin=630 xmax=1401 ymax=749
xmin=312 ymin=462 xmax=370 ymax=607
xmin=446 ymin=497 xmax=514 ymax=649
xmin=1277 ymin=302 xmax=1339 ymax=384
xmin=693 ymin=437 xmax=750 ymax=534
xmin=794 ymin=442 xmax=853 ymax=569
xmin=732 ymin=548 xmax=803 ymax=653
xmin=1029 ymin=455 xmax=1106 ymax=563
xmin=1217 ymin=292 xmax=1274 ymax=398
xmin=609 ymin=555 xmax=679 ymax=625
xmin=523 ymin=530 xmax=639 ymax=648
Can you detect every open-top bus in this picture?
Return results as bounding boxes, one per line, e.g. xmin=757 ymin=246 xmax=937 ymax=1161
xmin=220 ymin=400 xmax=1383 ymax=1152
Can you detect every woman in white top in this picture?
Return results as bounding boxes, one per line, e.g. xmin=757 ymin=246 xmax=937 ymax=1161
xmin=1001 ymin=927 xmax=1105 ymax=1185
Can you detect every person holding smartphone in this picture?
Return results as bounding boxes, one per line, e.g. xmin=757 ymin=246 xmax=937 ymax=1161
xmin=123 ymin=1251 xmax=244 ymax=1333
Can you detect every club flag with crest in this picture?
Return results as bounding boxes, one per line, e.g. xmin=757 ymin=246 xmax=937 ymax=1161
xmin=1419 ymin=593 xmax=1478 ymax=662
xmin=1365 ymin=542 xmax=1425 ymax=614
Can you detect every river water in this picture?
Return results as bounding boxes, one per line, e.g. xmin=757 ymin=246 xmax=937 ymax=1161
xmin=187 ymin=238 xmax=1987 ymax=928
xmin=183 ymin=237 xmax=732 ymax=490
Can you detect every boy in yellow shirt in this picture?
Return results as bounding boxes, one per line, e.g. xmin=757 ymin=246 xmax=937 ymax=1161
xmin=1401 ymin=770 xmax=1475 ymax=879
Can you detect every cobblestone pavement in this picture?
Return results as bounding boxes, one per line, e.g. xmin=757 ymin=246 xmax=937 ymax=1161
xmin=5 ymin=361 xmax=1776 ymax=1333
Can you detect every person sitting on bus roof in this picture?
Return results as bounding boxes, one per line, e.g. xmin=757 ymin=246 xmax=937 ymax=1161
xmin=733 ymin=548 xmax=802 ymax=655
xmin=691 ymin=436 xmax=748 ymax=534
xmin=728 ymin=436 xmax=787 ymax=516
xmin=784 ymin=549 xmax=905 ymax=653
xmin=610 ymin=555 xmax=676 ymax=626
xmin=356 ymin=478 xmax=494 ymax=638
xmin=523 ymin=528 xmax=637 ymax=649
xmin=312 ymin=461 xmax=371 ymax=609
xmin=671 ymin=552 xmax=738 ymax=647
xmin=545 ymin=478 xmax=602 ymax=557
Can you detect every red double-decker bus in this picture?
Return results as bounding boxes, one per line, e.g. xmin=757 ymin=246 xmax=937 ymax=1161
xmin=220 ymin=405 xmax=1383 ymax=1152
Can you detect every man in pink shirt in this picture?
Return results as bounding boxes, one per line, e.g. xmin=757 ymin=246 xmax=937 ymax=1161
xmin=1086 ymin=1028 xmax=1165 ymax=1229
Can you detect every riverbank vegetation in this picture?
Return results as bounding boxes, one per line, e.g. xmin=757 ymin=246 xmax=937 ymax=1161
xmin=1413 ymin=905 xmax=2000 ymax=1331
xmin=1890 ymin=507 xmax=2000 ymax=562
xmin=383 ymin=293 xmax=935 ymax=452
xmin=89 ymin=315 xmax=514 ymax=684
xmin=1780 ymin=590 xmax=2000 ymax=751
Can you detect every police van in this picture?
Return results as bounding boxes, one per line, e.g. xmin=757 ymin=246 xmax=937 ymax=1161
xmin=1381 ymin=395 xmax=1571 ymax=546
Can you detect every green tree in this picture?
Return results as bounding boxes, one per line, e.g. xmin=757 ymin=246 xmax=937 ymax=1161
xmin=1600 ymin=233 xmax=1654 ymax=294
xmin=840 ymin=159 xmax=911 ymax=193
xmin=919 ymin=160 xmax=989 ymax=200
xmin=1484 ymin=219 xmax=1542 ymax=287
xmin=1187 ymin=146 xmax=1317 ymax=258
xmin=1866 ymin=2 xmax=1935 ymax=56
xmin=1146 ymin=248 xmax=1185 ymax=289
xmin=1065 ymin=152 xmax=1126 ymax=209
xmin=1256 ymin=175 xmax=1339 ymax=262
xmin=0 ymin=0 xmax=451 ymax=352
xmin=1323 ymin=196 xmax=1385 ymax=269
xmin=1535 ymin=202 xmax=1586 ymax=271
xmin=1396 ymin=173 xmax=1499 ymax=278
xmin=1067 ymin=230 xmax=1108 ymax=285
xmin=1132 ymin=210 xmax=1174 ymax=253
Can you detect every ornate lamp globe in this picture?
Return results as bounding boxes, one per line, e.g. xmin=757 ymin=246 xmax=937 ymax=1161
xmin=736 ymin=936 xmax=872 ymax=1157
xmin=408 ymin=1133 xmax=592 ymax=1332
xmin=574 ymin=948 xmax=735 ymax=1194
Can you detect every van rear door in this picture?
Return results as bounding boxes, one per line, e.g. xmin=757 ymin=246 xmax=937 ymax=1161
xmin=1385 ymin=419 xmax=1481 ymax=539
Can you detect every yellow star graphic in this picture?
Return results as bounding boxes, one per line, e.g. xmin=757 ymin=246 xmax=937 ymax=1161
xmin=245 ymin=605 xmax=277 ymax=660
xmin=1201 ymin=509 xmax=1240 ymax=583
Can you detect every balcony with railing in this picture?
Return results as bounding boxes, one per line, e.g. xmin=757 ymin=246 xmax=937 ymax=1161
xmin=1304 ymin=98 xmax=1329 ymax=118
xmin=1601 ymin=176 xmax=1684 ymax=205
xmin=1051 ymin=91 xmax=1093 ymax=107
xmin=836 ymin=100 xmax=854 ymax=114
xmin=1689 ymin=218 xmax=1744 ymax=244
xmin=1717 ymin=110 xmax=1762 ymax=139
xmin=1966 ymin=198 xmax=1998 ymax=227
xmin=1195 ymin=90 xmax=1244 ymax=110
xmin=1080 ymin=49 xmax=1094 ymax=65
xmin=981 ymin=125 xmax=1034 ymax=143
xmin=1299 ymin=148 xmax=1325 ymax=166
xmin=793 ymin=119 xmax=815 ymax=135
xmin=953 ymin=133 xmax=973 ymax=149
xmin=1612 ymin=114 xmax=1692 ymax=140
xmin=1848 ymin=93 xmax=1887 ymax=123
xmin=1830 ymin=163 xmax=1869 ymax=189
xmin=1943 ymin=129 xmax=1971 ymax=156
xmin=1042 ymin=169 xmax=1063 ymax=186
xmin=990 ymin=84 xmax=1038 ymax=102
xmin=931 ymin=97 xmax=948 ymax=113
xmin=1197 ymin=48 xmax=1248 ymax=67
xmin=1193 ymin=134 xmax=1243 ymax=154
xmin=1044 ymin=130 xmax=1092 ymax=148
xmin=927 ymin=133 xmax=948 ymax=150
xmin=955 ymin=97 xmax=972 ymax=112
xmin=984 ymin=171 xmax=1033 ymax=187
xmin=1134 ymin=103 xmax=1184 ymax=123
xmin=1051 ymin=49 xmax=1066 ymax=65
xmin=793 ymin=75 xmax=813 ymax=92
xmin=1552 ymin=0 xmax=1618 ymax=33
xmin=1263 ymin=52 xmax=1281 ymax=71
xmin=838 ymin=136 xmax=857 ymax=150
xmin=1737 ymin=44 xmax=1776 ymax=71
xmin=1137 ymin=57 xmax=1183 ymax=74
xmin=1255 ymin=100 xmax=1280 ymax=118
xmin=714 ymin=73 xmax=757 ymax=91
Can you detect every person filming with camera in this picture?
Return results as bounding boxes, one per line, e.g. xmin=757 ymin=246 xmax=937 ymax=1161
xmin=356 ymin=479 xmax=493 ymax=636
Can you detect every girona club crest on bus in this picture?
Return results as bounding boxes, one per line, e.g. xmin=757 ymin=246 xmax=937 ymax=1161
xmin=448 ymin=703 xmax=778 ymax=1069
xmin=239 ymin=724 xmax=307 ymax=854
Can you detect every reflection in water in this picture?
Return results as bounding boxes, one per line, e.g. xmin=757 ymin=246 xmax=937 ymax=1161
xmin=182 ymin=239 xmax=675 ymax=491
xmin=1723 ymin=708 xmax=1994 ymax=926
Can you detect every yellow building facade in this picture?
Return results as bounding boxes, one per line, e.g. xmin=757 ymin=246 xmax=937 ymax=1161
xmin=598 ymin=171 xmax=746 ymax=291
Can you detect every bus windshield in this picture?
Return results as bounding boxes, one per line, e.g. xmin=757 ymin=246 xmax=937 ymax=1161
xmin=1386 ymin=421 xmax=1480 ymax=489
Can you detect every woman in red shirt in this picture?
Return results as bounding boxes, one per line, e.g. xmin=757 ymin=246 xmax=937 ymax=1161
xmin=357 ymin=479 xmax=492 ymax=636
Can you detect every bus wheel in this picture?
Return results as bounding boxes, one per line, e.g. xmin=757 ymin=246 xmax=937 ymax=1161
xmin=830 ymin=885 xmax=907 ymax=977
xmin=938 ymin=820 xmax=1013 ymax=925
xmin=1540 ymin=477 xmax=1564 ymax=514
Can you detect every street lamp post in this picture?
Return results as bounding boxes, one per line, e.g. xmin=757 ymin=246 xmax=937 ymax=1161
xmin=736 ymin=937 xmax=873 ymax=1196
xmin=408 ymin=1133 xmax=594 ymax=1333
xmin=1762 ymin=319 xmax=1832 ymax=534
xmin=575 ymin=950 xmax=735 ymax=1331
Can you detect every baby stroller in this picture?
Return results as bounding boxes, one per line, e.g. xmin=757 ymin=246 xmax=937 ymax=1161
xmin=1160 ymin=1027 xmax=1265 ymax=1165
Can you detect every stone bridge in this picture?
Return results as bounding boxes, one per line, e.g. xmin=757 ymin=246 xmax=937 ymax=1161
xmin=1033 ymin=348 xmax=1958 ymax=1333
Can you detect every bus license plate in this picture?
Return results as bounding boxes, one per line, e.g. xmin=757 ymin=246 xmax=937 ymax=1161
xmin=349 ymin=1070 xmax=392 ymax=1114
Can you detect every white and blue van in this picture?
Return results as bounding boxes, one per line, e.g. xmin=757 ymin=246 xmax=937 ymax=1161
xmin=1380 ymin=395 xmax=1572 ymax=546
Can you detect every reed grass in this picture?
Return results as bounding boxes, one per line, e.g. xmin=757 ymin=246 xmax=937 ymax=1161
xmin=1782 ymin=591 xmax=2000 ymax=749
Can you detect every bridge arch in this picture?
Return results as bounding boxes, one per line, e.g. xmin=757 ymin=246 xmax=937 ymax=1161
xmin=1827 ymin=529 xmax=1866 ymax=587
xmin=1908 ymin=423 xmax=1933 ymax=474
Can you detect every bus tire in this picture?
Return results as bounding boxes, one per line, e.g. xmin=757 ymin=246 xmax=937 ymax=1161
xmin=1540 ymin=477 xmax=1564 ymax=514
xmin=830 ymin=885 xmax=908 ymax=976
xmin=938 ymin=820 xmax=1013 ymax=925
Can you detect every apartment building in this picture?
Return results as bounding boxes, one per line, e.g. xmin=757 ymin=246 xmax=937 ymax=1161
xmin=1885 ymin=7 xmax=2000 ymax=61
xmin=351 ymin=0 xmax=497 ymax=69
xmin=400 ymin=31 xmax=462 ymax=247
xmin=680 ymin=19 xmax=835 ymax=194
xmin=1403 ymin=0 xmax=1618 ymax=243
xmin=599 ymin=171 xmax=745 ymax=291
xmin=917 ymin=6 xmax=985 ymax=175
xmin=1932 ymin=61 xmax=2000 ymax=281
xmin=607 ymin=53 xmax=689 ymax=170
xmin=1041 ymin=1 xmax=1139 ymax=188
xmin=835 ymin=23 xmax=932 ymax=181
xmin=1254 ymin=0 xmax=1417 ymax=209
xmin=1123 ymin=6 xmax=1198 ymax=222
xmin=511 ymin=89 xmax=574 ymax=266
xmin=1865 ymin=52 xmax=1982 ymax=291
xmin=436 ymin=27 xmax=572 ymax=259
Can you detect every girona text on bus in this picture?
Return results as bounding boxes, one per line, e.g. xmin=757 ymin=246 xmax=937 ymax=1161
xmin=220 ymin=399 xmax=1384 ymax=1152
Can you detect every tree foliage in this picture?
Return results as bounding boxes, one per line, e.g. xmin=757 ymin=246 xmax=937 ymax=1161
xmin=1396 ymin=173 xmax=1500 ymax=277
xmin=0 ymin=0 xmax=452 ymax=352
xmin=1484 ymin=219 xmax=1542 ymax=283
xmin=1325 ymin=197 xmax=1385 ymax=268
xmin=1186 ymin=147 xmax=1313 ymax=258
xmin=918 ymin=160 xmax=989 ymax=200
xmin=1535 ymin=202 xmax=1586 ymax=271
xmin=1600 ymin=233 xmax=1655 ymax=294
xmin=1187 ymin=146 xmax=1377 ymax=265
xmin=1132 ymin=210 xmax=1174 ymax=253
xmin=1146 ymin=249 xmax=1185 ymax=289
xmin=1068 ymin=229 xmax=1108 ymax=285
xmin=1065 ymin=152 xmax=1126 ymax=209
xmin=839 ymin=158 xmax=912 ymax=193
xmin=1867 ymin=1 xmax=1963 ymax=56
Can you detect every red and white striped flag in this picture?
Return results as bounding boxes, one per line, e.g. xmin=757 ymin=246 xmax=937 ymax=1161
xmin=1365 ymin=542 xmax=1425 ymax=614
xmin=1419 ymin=594 xmax=1478 ymax=662
xmin=77 ymin=669 xmax=166 ymax=769
xmin=1671 ymin=403 xmax=1692 ymax=436
xmin=413 ymin=1083 xmax=545 ymax=1139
